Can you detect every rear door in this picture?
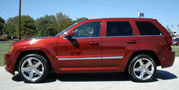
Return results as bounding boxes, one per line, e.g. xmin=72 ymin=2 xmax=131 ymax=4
xmin=102 ymin=20 xmax=138 ymax=67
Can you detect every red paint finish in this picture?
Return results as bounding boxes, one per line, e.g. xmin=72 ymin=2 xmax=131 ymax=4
xmin=57 ymin=37 xmax=102 ymax=68
xmin=5 ymin=18 xmax=175 ymax=74
xmin=101 ymin=20 xmax=139 ymax=67
xmin=56 ymin=20 xmax=103 ymax=68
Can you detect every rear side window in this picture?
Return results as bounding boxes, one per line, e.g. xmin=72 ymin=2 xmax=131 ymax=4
xmin=136 ymin=21 xmax=162 ymax=35
xmin=106 ymin=21 xmax=133 ymax=36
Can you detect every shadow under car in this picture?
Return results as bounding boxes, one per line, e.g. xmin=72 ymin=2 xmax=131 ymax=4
xmin=12 ymin=70 xmax=178 ymax=83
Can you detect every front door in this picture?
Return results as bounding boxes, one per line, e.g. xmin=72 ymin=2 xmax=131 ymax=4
xmin=57 ymin=22 xmax=102 ymax=70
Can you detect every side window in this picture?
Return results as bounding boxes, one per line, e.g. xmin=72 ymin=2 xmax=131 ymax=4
xmin=106 ymin=21 xmax=133 ymax=36
xmin=135 ymin=21 xmax=162 ymax=35
xmin=73 ymin=22 xmax=101 ymax=38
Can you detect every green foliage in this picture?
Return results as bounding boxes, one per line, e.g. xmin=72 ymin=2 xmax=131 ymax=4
xmin=0 ymin=41 xmax=13 ymax=66
xmin=4 ymin=17 xmax=18 ymax=38
xmin=75 ymin=17 xmax=88 ymax=22
xmin=56 ymin=13 xmax=71 ymax=32
xmin=56 ymin=12 xmax=69 ymax=23
xmin=0 ymin=17 xmax=5 ymax=35
xmin=35 ymin=15 xmax=57 ymax=37
xmin=58 ymin=18 xmax=74 ymax=33
xmin=172 ymin=46 xmax=179 ymax=56
xmin=21 ymin=16 xmax=36 ymax=39
xmin=4 ymin=16 xmax=36 ymax=39
xmin=55 ymin=13 xmax=88 ymax=33
xmin=2 ymin=12 xmax=88 ymax=39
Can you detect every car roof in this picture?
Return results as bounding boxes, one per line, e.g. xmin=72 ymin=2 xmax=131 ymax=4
xmin=86 ymin=18 xmax=157 ymax=21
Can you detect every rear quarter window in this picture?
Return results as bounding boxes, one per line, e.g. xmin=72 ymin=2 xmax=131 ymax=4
xmin=135 ymin=21 xmax=162 ymax=35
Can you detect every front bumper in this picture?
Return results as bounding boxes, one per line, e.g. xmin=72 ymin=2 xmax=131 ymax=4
xmin=5 ymin=53 xmax=15 ymax=75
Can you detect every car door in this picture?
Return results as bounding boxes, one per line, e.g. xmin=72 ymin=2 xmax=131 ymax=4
xmin=102 ymin=20 xmax=138 ymax=67
xmin=57 ymin=22 xmax=102 ymax=69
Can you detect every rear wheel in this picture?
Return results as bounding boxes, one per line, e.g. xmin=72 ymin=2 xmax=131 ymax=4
xmin=18 ymin=54 xmax=49 ymax=83
xmin=128 ymin=54 xmax=156 ymax=82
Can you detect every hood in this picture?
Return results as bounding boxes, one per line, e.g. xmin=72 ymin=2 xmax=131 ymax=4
xmin=12 ymin=36 xmax=57 ymax=46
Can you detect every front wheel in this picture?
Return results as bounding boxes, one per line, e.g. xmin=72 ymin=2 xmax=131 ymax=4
xmin=18 ymin=54 xmax=49 ymax=83
xmin=128 ymin=54 xmax=156 ymax=82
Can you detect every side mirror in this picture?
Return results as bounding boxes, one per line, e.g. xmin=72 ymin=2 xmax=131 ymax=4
xmin=64 ymin=31 xmax=74 ymax=38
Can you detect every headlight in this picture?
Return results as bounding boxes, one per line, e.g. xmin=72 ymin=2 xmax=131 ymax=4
xmin=9 ymin=45 xmax=15 ymax=53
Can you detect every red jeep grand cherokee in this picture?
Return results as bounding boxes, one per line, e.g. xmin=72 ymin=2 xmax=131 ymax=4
xmin=5 ymin=18 xmax=175 ymax=83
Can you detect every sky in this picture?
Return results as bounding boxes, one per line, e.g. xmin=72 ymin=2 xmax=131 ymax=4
xmin=0 ymin=0 xmax=179 ymax=33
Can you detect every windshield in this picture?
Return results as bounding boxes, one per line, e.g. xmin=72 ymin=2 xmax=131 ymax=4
xmin=55 ymin=22 xmax=78 ymax=36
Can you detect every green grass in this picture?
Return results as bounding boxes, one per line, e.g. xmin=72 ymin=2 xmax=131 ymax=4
xmin=0 ymin=41 xmax=12 ymax=66
xmin=172 ymin=46 xmax=179 ymax=56
xmin=0 ymin=41 xmax=179 ymax=66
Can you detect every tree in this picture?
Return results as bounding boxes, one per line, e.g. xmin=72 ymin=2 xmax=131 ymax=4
xmin=5 ymin=15 xmax=36 ymax=39
xmin=35 ymin=15 xmax=57 ymax=37
xmin=56 ymin=12 xmax=70 ymax=32
xmin=56 ymin=12 xmax=69 ymax=23
xmin=21 ymin=16 xmax=36 ymax=39
xmin=75 ymin=17 xmax=88 ymax=22
xmin=55 ymin=12 xmax=88 ymax=33
xmin=0 ymin=17 xmax=5 ymax=35
xmin=4 ymin=17 xmax=18 ymax=38
xmin=58 ymin=18 xmax=74 ymax=33
xmin=4 ymin=12 xmax=88 ymax=38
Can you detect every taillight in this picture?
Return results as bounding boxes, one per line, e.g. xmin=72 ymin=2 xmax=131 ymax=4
xmin=166 ymin=37 xmax=172 ymax=46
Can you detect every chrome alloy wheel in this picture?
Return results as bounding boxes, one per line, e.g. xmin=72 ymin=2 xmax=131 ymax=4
xmin=21 ymin=57 xmax=44 ymax=82
xmin=133 ymin=58 xmax=154 ymax=80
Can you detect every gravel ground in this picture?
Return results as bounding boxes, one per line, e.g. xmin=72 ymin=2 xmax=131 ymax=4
xmin=0 ymin=57 xmax=178 ymax=90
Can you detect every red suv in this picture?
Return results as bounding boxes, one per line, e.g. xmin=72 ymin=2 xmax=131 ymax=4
xmin=5 ymin=18 xmax=175 ymax=83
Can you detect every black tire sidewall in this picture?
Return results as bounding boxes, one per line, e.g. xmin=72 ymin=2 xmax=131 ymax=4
xmin=18 ymin=54 xmax=49 ymax=83
xmin=128 ymin=54 xmax=156 ymax=82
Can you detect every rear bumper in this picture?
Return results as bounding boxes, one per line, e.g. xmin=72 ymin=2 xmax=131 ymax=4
xmin=161 ymin=51 xmax=175 ymax=68
xmin=5 ymin=53 xmax=15 ymax=75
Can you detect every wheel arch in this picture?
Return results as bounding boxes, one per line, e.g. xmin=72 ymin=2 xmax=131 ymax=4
xmin=125 ymin=50 xmax=161 ymax=71
xmin=14 ymin=50 xmax=52 ymax=71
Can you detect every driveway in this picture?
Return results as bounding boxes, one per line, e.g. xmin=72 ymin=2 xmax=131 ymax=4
xmin=0 ymin=57 xmax=178 ymax=90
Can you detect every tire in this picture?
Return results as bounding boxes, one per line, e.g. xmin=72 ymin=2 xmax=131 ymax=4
xmin=18 ymin=54 xmax=49 ymax=83
xmin=128 ymin=54 xmax=156 ymax=82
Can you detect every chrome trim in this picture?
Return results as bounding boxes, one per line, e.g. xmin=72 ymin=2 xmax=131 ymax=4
xmin=102 ymin=56 xmax=123 ymax=59
xmin=63 ymin=36 xmax=100 ymax=39
xmin=136 ymin=35 xmax=163 ymax=37
xmin=59 ymin=57 xmax=101 ymax=60
xmin=58 ymin=56 xmax=123 ymax=60
xmin=104 ymin=36 xmax=135 ymax=38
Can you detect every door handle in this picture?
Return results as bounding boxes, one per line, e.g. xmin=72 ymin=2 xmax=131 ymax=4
xmin=127 ymin=40 xmax=136 ymax=44
xmin=89 ymin=41 xmax=99 ymax=45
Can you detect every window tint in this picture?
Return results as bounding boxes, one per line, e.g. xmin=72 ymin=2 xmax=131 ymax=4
xmin=136 ymin=21 xmax=162 ymax=35
xmin=106 ymin=21 xmax=133 ymax=36
xmin=73 ymin=22 xmax=100 ymax=38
